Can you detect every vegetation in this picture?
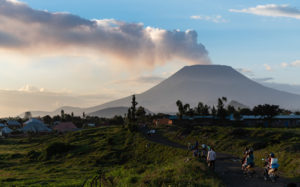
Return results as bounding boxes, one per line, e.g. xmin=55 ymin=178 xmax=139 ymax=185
xmin=160 ymin=125 xmax=300 ymax=182
xmin=0 ymin=126 xmax=222 ymax=186
xmin=176 ymin=97 xmax=292 ymax=120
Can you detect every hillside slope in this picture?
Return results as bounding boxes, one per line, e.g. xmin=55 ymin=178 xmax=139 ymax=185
xmin=0 ymin=126 xmax=222 ymax=186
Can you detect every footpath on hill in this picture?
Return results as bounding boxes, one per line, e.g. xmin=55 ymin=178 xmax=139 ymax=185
xmin=140 ymin=127 xmax=299 ymax=187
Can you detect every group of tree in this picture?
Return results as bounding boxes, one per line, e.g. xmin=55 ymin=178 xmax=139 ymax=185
xmin=126 ymin=95 xmax=149 ymax=132
xmin=176 ymin=97 xmax=289 ymax=120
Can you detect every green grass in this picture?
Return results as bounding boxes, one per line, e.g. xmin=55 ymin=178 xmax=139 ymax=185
xmin=0 ymin=126 xmax=223 ymax=186
xmin=160 ymin=125 xmax=300 ymax=182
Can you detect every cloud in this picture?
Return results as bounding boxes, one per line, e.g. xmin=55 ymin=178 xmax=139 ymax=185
xmin=0 ymin=86 xmax=118 ymax=117
xmin=190 ymin=15 xmax=228 ymax=23
xmin=281 ymin=60 xmax=300 ymax=67
xmin=18 ymin=84 xmax=46 ymax=93
xmin=254 ymin=80 xmax=300 ymax=95
xmin=253 ymin=77 xmax=274 ymax=82
xmin=229 ymin=4 xmax=300 ymax=20
xmin=236 ymin=68 xmax=254 ymax=76
xmin=0 ymin=0 xmax=210 ymax=70
xmin=264 ymin=64 xmax=272 ymax=71
xmin=281 ymin=62 xmax=289 ymax=68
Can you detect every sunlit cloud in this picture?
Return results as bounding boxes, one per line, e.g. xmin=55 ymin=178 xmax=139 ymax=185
xmin=230 ymin=4 xmax=300 ymax=20
xmin=0 ymin=0 xmax=211 ymax=71
xmin=281 ymin=60 xmax=300 ymax=68
xmin=264 ymin=64 xmax=272 ymax=71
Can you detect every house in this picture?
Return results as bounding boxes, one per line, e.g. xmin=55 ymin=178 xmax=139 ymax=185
xmin=6 ymin=120 xmax=21 ymax=129
xmin=87 ymin=123 xmax=96 ymax=128
xmin=20 ymin=118 xmax=52 ymax=133
xmin=235 ymin=115 xmax=300 ymax=127
xmin=153 ymin=118 xmax=173 ymax=126
xmin=0 ymin=127 xmax=13 ymax=137
xmin=53 ymin=122 xmax=78 ymax=133
xmin=0 ymin=123 xmax=7 ymax=128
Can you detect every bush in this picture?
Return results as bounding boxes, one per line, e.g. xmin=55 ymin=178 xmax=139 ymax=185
xmin=42 ymin=142 xmax=74 ymax=160
xmin=26 ymin=150 xmax=41 ymax=160
xmin=128 ymin=123 xmax=138 ymax=132
xmin=229 ymin=128 xmax=249 ymax=138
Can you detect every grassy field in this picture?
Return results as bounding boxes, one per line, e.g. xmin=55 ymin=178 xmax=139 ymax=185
xmin=160 ymin=125 xmax=300 ymax=182
xmin=0 ymin=126 xmax=223 ymax=186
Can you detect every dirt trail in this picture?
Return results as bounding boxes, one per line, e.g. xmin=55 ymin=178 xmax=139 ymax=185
xmin=140 ymin=128 xmax=299 ymax=187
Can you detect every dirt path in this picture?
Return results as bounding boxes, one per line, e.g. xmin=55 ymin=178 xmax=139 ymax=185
xmin=140 ymin=128 xmax=299 ymax=187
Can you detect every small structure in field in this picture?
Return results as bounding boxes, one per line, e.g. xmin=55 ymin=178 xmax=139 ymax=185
xmin=240 ymin=115 xmax=300 ymax=127
xmin=21 ymin=118 xmax=52 ymax=133
xmin=0 ymin=127 xmax=13 ymax=137
xmin=0 ymin=123 xmax=7 ymax=128
xmin=87 ymin=123 xmax=96 ymax=128
xmin=6 ymin=120 xmax=21 ymax=129
xmin=53 ymin=122 xmax=78 ymax=133
xmin=153 ymin=118 xmax=173 ymax=126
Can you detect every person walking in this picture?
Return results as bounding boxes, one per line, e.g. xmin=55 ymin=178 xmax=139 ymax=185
xmin=207 ymin=147 xmax=216 ymax=170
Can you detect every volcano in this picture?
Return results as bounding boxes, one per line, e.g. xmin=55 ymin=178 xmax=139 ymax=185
xmin=88 ymin=65 xmax=300 ymax=113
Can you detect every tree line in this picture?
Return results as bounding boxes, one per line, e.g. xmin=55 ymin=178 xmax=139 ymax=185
xmin=176 ymin=97 xmax=295 ymax=120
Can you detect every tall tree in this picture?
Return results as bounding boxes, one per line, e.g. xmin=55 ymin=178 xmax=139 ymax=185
xmin=217 ymin=97 xmax=228 ymax=120
xmin=136 ymin=106 xmax=146 ymax=120
xmin=196 ymin=102 xmax=204 ymax=115
xmin=130 ymin=95 xmax=138 ymax=121
xmin=176 ymin=100 xmax=184 ymax=120
xmin=211 ymin=106 xmax=217 ymax=117
xmin=183 ymin=104 xmax=190 ymax=115
xmin=202 ymin=105 xmax=210 ymax=115
xmin=61 ymin=110 xmax=65 ymax=120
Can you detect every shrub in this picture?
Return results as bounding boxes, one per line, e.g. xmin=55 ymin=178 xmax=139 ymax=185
xmin=26 ymin=150 xmax=41 ymax=160
xmin=42 ymin=142 xmax=73 ymax=160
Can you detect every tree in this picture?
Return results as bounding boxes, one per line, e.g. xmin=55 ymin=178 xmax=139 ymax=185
xmin=130 ymin=95 xmax=138 ymax=122
xmin=196 ymin=102 xmax=210 ymax=115
xmin=176 ymin=100 xmax=184 ymax=120
xmin=24 ymin=111 xmax=32 ymax=120
xmin=252 ymin=104 xmax=281 ymax=119
xmin=239 ymin=108 xmax=253 ymax=115
xmin=61 ymin=110 xmax=65 ymax=120
xmin=202 ymin=105 xmax=210 ymax=115
xmin=227 ymin=105 xmax=236 ymax=115
xmin=53 ymin=115 xmax=61 ymax=122
xmin=196 ymin=102 xmax=204 ymax=115
xmin=183 ymin=104 xmax=190 ymax=115
xmin=211 ymin=106 xmax=217 ymax=117
xmin=217 ymin=97 xmax=227 ymax=120
xmin=42 ymin=115 xmax=52 ymax=125
xmin=136 ymin=106 xmax=146 ymax=120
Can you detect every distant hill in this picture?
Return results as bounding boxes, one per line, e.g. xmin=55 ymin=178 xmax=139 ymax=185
xmin=228 ymin=100 xmax=249 ymax=109
xmin=22 ymin=65 xmax=300 ymax=116
xmin=88 ymin=106 xmax=152 ymax=118
xmin=20 ymin=106 xmax=82 ymax=118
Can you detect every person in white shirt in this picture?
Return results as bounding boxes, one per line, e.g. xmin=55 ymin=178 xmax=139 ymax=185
xmin=207 ymin=147 xmax=216 ymax=170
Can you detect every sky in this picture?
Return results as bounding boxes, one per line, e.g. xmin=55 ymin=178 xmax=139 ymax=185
xmin=1 ymin=0 xmax=300 ymax=117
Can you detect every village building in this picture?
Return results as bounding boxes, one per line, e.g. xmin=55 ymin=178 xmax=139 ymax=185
xmin=153 ymin=118 xmax=173 ymax=126
xmin=53 ymin=122 xmax=78 ymax=133
xmin=6 ymin=120 xmax=22 ymax=129
xmin=0 ymin=127 xmax=13 ymax=137
xmin=20 ymin=118 xmax=52 ymax=133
